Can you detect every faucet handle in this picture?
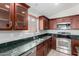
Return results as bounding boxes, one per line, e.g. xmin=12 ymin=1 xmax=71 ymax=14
xmin=33 ymin=36 xmax=36 ymax=40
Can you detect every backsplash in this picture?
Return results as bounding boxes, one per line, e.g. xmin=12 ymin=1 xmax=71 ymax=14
xmin=47 ymin=30 xmax=79 ymax=35
xmin=0 ymin=30 xmax=47 ymax=44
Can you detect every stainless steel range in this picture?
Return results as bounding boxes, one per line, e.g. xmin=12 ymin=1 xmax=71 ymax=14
xmin=56 ymin=32 xmax=71 ymax=55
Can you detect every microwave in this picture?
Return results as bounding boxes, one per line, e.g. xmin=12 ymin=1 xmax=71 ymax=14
xmin=57 ymin=22 xmax=71 ymax=30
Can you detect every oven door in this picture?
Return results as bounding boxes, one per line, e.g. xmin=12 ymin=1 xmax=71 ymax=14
xmin=56 ymin=38 xmax=71 ymax=54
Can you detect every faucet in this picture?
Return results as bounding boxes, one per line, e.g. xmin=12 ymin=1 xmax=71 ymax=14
xmin=33 ymin=36 xmax=36 ymax=40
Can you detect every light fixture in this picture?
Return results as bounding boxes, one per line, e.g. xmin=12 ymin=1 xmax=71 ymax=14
xmin=5 ymin=4 xmax=9 ymax=8
xmin=54 ymin=3 xmax=59 ymax=5
xmin=32 ymin=18 xmax=35 ymax=22
xmin=22 ymin=11 xmax=25 ymax=14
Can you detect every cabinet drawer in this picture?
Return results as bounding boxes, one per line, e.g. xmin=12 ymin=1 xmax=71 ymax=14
xmin=37 ymin=43 xmax=44 ymax=50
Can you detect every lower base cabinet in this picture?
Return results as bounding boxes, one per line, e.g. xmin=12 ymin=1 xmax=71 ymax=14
xmin=36 ymin=46 xmax=44 ymax=56
xmin=43 ymin=42 xmax=48 ymax=56
xmin=51 ymin=36 xmax=56 ymax=50
xmin=71 ymin=39 xmax=79 ymax=56
xmin=36 ymin=37 xmax=52 ymax=56
xmin=47 ymin=38 xmax=51 ymax=53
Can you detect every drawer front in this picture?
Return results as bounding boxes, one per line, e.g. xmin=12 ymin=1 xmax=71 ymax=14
xmin=37 ymin=43 xmax=44 ymax=50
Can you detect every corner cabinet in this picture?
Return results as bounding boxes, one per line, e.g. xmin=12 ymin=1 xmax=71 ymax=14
xmin=39 ymin=16 xmax=49 ymax=30
xmin=0 ymin=3 xmax=30 ymax=30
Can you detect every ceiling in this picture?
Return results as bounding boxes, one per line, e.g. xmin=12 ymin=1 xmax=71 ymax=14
xmin=27 ymin=3 xmax=79 ymax=18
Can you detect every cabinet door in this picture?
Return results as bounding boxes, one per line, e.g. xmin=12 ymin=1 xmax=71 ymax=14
xmin=0 ymin=3 xmax=12 ymax=30
xmin=36 ymin=46 xmax=44 ymax=56
xmin=37 ymin=43 xmax=44 ymax=50
xmin=43 ymin=45 xmax=48 ymax=56
xmin=71 ymin=40 xmax=79 ymax=56
xmin=49 ymin=19 xmax=57 ymax=30
xmin=43 ymin=40 xmax=48 ymax=56
xmin=14 ymin=3 xmax=28 ymax=30
xmin=44 ymin=19 xmax=49 ymax=30
xmin=39 ymin=18 xmax=44 ymax=30
xmin=71 ymin=16 xmax=79 ymax=29
xmin=51 ymin=36 xmax=56 ymax=50
xmin=39 ymin=16 xmax=49 ymax=30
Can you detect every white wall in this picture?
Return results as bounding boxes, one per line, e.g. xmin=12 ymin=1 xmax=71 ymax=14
xmin=50 ymin=5 xmax=79 ymax=18
xmin=28 ymin=15 xmax=38 ymax=32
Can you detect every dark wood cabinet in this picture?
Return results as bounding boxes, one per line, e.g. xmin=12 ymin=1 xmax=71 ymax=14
xmin=39 ymin=16 xmax=49 ymax=30
xmin=43 ymin=45 xmax=48 ymax=56
xmin=71 ymin=15 xmax=79 ymax=29
xmin=14 ymin=3 xmax=29 ymax=30
xmin=36 ymin=37 xmax=52 ymax=56
xmin=56 ymin=17 xmax=71 ymax=23
xmin=47 ymin=37 xmax=52 ymax=52
xmin=49 ymin=15 xmax=79 ymax=30
xmin=43 ymin=40 xmax=50 ymax=56
xmin=36 ymin=46 xmax=44 ymax=56
xmin=36 ymin=43 xmax=44 ymax=56
xmin=37 ymin=43 xmax=44 ymax=50
xmin=0 ymin=3 xmax=12 ymax=30
xmin=0 ymin=3 xmax=30 ymax=30
xmin=49 ymin=19 xmax=57 ymax=29
xmin=51 ymin=36 xmax=56 ymax=50
xmin=71 ymin=39 xmax=79 ymax=56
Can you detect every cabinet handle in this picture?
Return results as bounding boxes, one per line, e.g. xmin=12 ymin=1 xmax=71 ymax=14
xmin=6 ymin=21 xmax=12 ymax=28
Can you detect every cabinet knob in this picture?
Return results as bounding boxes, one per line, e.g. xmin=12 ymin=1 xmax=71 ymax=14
xmin=6 ymin=21 xmax=12 ymax=28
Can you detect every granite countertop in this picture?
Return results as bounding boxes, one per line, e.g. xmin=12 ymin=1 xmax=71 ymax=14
xmin=0 ymin=35 xmax=52 ymax=56
xmin=18 ymin=36 xmax=52 ymax=56
xmin=1 ymin=33 xmax=79 ymax=56
xmin=51 ymin=33 xmax=79 ymax=40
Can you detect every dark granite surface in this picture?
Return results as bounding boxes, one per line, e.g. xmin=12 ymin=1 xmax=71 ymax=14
xmin=0 ymin=33 xmax=50 ymax=53
xmin=0 ymin=37 xmax=33 ymax=53
xmin=0 ymin=33 xmax=79 ymax=53
xmin=50 ymin=33 xmax=79 ymax=40
xmin=35 ymin=33 xmax=52 ymax=39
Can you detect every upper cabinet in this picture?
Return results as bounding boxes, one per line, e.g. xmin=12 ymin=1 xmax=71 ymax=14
xmin=14 ymin=3 xmax=29 ymax=30
xmin=0 ymin=3 xmax=30 ymax=30
xmin=39 ymin=16 xmax=49 ymax=30
xmin=71 ymin=15 xmax=79 ymax=29
xmin=0 ymin=3 xmax=12 ymax=30
xmin=49 ymin=15 xmax=79 ymax=30
xmin=49 ymin=19 xmax=57 ymax=29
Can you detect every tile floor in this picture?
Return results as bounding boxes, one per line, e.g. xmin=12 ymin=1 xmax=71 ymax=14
xmin=47 ymin=49 xmax=71 ymax=56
